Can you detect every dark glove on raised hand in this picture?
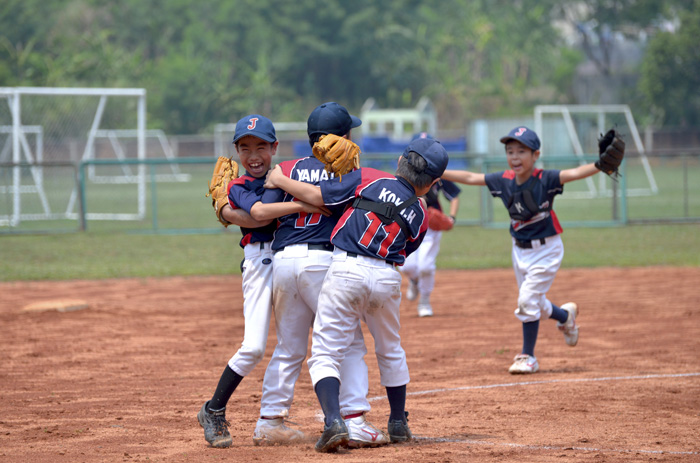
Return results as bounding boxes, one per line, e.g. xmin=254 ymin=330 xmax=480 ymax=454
xmin=595 ymin=129 xmax=625 ymax=178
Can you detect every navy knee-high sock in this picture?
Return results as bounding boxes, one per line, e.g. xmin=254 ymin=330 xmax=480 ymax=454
xmin=315 ymin=377 xmax=342 ymax=426
xmin=549 ymin=304 xmax=569 ymax=323
xmin=386 ymin=385 xmax=407 ymax=422
xmin=522 ymin=320 xmax=539 ymax=356
xmin=208 ymin=365 xmax=244 ymax=411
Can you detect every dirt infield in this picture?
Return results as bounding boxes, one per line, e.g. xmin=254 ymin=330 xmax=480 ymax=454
xmin=1 ymin=267 xmax=699 ymax=462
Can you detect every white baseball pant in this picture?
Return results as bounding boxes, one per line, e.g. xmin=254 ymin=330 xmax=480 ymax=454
xmin=260 ymin=244 xmax=370 ymax=418
xmin=511 ymin=234 xmax=564 ymax=323
xmin=308 ymin=249 xmax=409 ymax=389
xmin=401 ymin=227 xmax=442 ymax=296
xmin=228 ymin=241 xmax=274 ymax=377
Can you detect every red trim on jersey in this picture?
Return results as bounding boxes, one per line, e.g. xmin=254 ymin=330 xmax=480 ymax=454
xmin=354 ymin=169 xmax=395 ymax=196
xmin=331 ymin=208 xmax=352 ymax=243
xmin=502 ymin=169 xmax=543 ymax=180
xmin=226 ymin=174 xmax=257 ymax=210
xmin=551 ymin=210 xmax=563 ymax=234
xmin=240 ymin=233 xmax=253 ymax=247
xmin=279 ymin=159 xmax=300 ymax=177
xmin=227 ymin=175 xmax=249 ymax=193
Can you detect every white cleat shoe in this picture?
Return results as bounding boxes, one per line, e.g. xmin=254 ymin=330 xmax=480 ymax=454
xmin=344 ymin=414 xmax=389 ymax=448
xmin=417 ymin=303 xmax=433 ymax=317
xmin=406 ymin=279 xmax=418 ymax=301
xmin=252 ymin=417 xmax=305 ymax=446
xmin=557 ymin=302 xmax=579 ymax=347
xmin=508 ymin=354 xmax=539 ymax=374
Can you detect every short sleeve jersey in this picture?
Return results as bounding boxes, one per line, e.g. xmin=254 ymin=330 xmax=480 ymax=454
xmin=424 ymin=179 xmax=461 ymax=211
xmin=320 ymin=168 xmax=429 ymax=266
xmin=226 ymin=174 xmax=277 ymax=248
xmin=484 ymin=168 xmax=564 ymax=241
xmin=260 ymin=156 xmax=345 ymax=251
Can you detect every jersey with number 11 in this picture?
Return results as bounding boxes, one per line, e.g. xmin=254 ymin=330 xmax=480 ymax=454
xmin=321 ymin=168 xmax=428 ymax=266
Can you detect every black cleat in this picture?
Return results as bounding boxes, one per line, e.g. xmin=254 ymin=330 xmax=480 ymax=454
xmin=197 ymin=401 xmax=233 ymax=448
xmin=388 ymin=411 xmax=412 ymax=443
xmin=315 ymin=418 xmax=349 ymax=453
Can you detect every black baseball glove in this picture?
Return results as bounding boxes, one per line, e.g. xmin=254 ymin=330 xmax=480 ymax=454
xmin=595 ymin=129 xmax=625 ymax=178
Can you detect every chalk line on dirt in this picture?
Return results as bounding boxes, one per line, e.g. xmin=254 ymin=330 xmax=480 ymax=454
xmin=365 ymin=372 xmax=700 ymax=456
xmin=413 ymin=436 xmax=700 ymax=456
xmin=368 ymin=372 xmax=700 ymax=402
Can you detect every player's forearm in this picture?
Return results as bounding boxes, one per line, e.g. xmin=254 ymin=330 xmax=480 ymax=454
xmin=449 ymin=198 xmax=460 ymax=218
xmin=560 ymin=163 xmax=600 ymax=184
xmin=441 ymin=169 xmax=486 ymax=186
xmin=222 ymin=205 xmax=272 ymax=228
xmin=274 ymin=176 xmax=324 ymax=206
xmin=250 ymin=201 xmax=307 ymax=221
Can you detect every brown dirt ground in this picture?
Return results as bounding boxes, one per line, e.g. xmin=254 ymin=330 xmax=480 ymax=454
xmin=1 ymin=267 xmax=699 ymax=463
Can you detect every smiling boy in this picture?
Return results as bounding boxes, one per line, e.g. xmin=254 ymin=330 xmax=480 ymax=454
xmin=441 ymin=126 xmax=623 ymax=374
xmin=198 ymin=115 xmax=325 ymax=448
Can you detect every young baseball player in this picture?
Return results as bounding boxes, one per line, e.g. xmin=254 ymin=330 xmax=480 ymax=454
xmin=253 ymin=102 xmax=388 ymax=448
xmin=401 ymin=133 xmax=461 ymax=317
xmin=197 ymin=114 xmax=328 ymax=448
xmin=441 ymin=125 xmax=624 ymax=374
xmin=265 ymin=137 xmax=449 ymax=452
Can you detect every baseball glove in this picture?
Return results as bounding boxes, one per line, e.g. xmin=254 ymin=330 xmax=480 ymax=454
xmin=206 ymin=156 xmax=239 ymax=227
xmin=312 ymin=133 xmax=361 ymax=180
xmin=595 ymin=129 xmax=625 ymax=178
xmin=427 ymin=207 xmax=454 ymax=231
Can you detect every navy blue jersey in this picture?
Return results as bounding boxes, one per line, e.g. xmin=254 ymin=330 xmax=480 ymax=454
xmin=261 ymin=157 xmax=346 ymax=251
xmin=320 ymin=168 xmax=428 ymax=266
xmin=484 ymin=168 xmax=564 ymax=240
xmin=227 ymin=174 xmax=277 ymax=248
xmin=424 ymin=179 xmax=461 ymax=211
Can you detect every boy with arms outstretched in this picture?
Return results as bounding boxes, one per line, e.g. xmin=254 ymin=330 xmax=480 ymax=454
xmin=441 ymin=126 xmax=624 ymax=374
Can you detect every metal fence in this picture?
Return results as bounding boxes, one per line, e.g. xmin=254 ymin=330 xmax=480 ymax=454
xmin=1 ymin=151 xmax=699 ymax=235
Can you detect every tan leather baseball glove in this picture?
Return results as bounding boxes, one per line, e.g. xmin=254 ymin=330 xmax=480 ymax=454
xmin=206 ymin=156 xmax=239 ymax=227
xmin=312 ymin=133 xmax=361 ymax=180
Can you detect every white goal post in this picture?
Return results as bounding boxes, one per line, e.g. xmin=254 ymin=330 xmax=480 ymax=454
xmin=534 ymin=104 xmax=658 ymax=197
xmin=0 ymin=87 xmax=147 ymax=226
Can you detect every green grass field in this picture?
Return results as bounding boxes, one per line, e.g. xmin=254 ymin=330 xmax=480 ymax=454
xmin=2 ymin=155 xmax=699 ymax=281
xmin=1 ymin=223 xmax=698 ymax=281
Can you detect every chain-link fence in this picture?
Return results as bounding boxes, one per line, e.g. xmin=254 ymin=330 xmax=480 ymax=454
xmin=1 ymin=150 xmax=699 ymax=235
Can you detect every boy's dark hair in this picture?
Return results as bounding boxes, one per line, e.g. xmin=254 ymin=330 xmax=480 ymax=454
xmin=396 ymin=151 xmax=434 ymax=190
xmin=308 ymin=133 xmax=326 ymax=147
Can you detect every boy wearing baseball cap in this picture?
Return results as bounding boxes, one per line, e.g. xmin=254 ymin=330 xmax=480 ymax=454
xmin=442 ymin=125 xmax=624 ymax=375
xmin=264 ymin=137 xmax=449 ymax=452
xmin=253 ymin=102 xmax=388 ymax=448
xmin=197 ymin=114 xmax=327 ymax=448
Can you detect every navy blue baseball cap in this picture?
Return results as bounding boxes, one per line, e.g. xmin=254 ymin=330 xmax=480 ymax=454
xmin=402 ymin=138 xmax=449 ymax=178
xmin=232 ymin=114 xmax=277 ymax=144
xmin=411 ymin=132 xmax=434 ymax=141
xmin=499 ymin=126 xmax=540 ymax=151
xmin=307 ymin=102 xmax=362 ymax=138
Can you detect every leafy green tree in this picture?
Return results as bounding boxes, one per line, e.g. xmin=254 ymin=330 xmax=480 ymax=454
xmin=1 ymin=0 xmax=696 ymax=133
xmin=639 ymin=0 xmax=700 ymax=126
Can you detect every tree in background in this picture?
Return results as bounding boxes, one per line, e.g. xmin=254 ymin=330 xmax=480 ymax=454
xmin=639 ymin=0 xmax=700 ymax=127
xmin=0 ymin=0 xmax=696 ymax=134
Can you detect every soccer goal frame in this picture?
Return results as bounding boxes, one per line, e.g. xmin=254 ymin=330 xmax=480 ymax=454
xmin=534 ymin=104 xmax=658 ymax=198
xmin=0 ymin=87 xmax=147 ymax=226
